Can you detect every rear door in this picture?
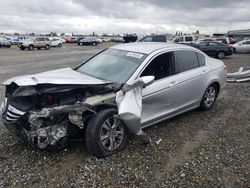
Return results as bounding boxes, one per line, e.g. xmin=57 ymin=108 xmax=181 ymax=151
xmin=206 ymin=42 xmax=220 ymax=56
xmin=170 ymin=50 xmax=207 ymax=111
xmin=198 ymin=42 xmax=210 ymax=54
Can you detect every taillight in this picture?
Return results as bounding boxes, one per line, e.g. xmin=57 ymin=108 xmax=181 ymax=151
xmin=224 ymin=64 xmax=227 ymax=72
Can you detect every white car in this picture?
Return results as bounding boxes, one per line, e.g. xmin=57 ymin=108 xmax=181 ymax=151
xmin=50 ymin=38 xmax=63 ymax=47
xmin=232 ymin=40 xmax=250 ymax=53
xmin=171 ymin=35 xmax=195 ymax=44
xmin=0 ymin=37 xmax=12 ymax=48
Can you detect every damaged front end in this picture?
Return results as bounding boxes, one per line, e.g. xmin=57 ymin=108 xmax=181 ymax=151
xmin=0 ymin=81 xmax=116 ymax=149
xmin=0 ymin=67 xmax=155 ymax=152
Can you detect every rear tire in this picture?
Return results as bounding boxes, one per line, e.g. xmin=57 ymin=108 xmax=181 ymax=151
xmin=28 ymin=45 xmax=34 ymax=50
xmin=58 ymin=43 xmax=62 ymax=47
xmin=200 ymin=84 xmax=218 ymax=110
xmin=217 ymin=51 xmax=225 ymax=59
xmin=86 ymin=109 xmax=129 ymax=158
xmin=45 ymin=44 xmax=50 ymax=50
xmin=93 ymin=42 xmax=97 ymax=46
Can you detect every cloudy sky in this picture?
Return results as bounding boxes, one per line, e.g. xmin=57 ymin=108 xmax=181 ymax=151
xmin=0 ymin=0 xmax=250 ymax=35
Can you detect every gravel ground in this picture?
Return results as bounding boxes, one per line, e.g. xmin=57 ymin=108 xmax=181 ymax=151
xmin=0 ymin=45 xmax=249 ymax=187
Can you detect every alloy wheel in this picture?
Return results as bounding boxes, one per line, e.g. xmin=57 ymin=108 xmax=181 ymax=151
xmin=204 ymin=86 xmax=216 ymax=107
xmin=100 ymin=117 xmax=125 ymax=151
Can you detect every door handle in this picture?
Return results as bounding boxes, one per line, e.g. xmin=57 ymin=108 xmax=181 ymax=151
xmin=201 ymin=70 xmax=206 ymax=75
xmin=169 ymin=81 xmax=177 ymax=87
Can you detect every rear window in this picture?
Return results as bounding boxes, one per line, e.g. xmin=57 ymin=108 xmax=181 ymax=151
xmin=174 ymin=51 xmax=199 ymax=73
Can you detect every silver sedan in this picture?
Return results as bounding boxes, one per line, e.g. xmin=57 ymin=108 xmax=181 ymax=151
xmin=233 ymin=39 xmax=250 ymax=53
xmin=0 ymin=43 xmax=227 ymax=157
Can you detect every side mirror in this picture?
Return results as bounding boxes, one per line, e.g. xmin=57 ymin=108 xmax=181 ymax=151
xmin=141 ymin=76 xmax=155 ymax=87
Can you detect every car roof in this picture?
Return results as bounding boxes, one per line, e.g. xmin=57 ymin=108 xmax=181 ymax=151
xmin=111 ymin=42 xmax=194 ymax=54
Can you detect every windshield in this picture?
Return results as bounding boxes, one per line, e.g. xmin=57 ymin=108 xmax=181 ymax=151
xmin=77 ymin=49 xmax=147 ymax=84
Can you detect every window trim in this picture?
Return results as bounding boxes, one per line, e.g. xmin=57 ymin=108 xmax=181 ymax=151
xmin=173 ymin=50 xmax=202 ymax=74
xmin=137 ymin=51 xmax=175 ymax=82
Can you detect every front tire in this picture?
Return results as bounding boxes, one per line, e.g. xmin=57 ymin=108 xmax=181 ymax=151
xmin=200 ymin=84 xmax=218 ymax=110
xmin=86 ymin=109 xmax=129 ymax=158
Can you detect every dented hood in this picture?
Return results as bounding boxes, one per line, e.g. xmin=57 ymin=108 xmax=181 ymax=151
xmin=2 ymin=67 xmax=112 ymax=86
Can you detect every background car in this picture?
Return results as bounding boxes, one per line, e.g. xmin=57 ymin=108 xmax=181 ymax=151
xmin=123 ymin=34 xmax=138 ymax=43
xmin=171 ymin=35 xmax=195 ymax=44
xmin=195 ymin=38 xmax=216 ymax=44
xmin=18 ymin=37 xmax=51 ymax=50
xmin=138 ymin=35 xmax=168 ymax=42
xmin=0 ymin=37 xmax=12 ymax=48
xmin=197 ymin=41 xmax=233 ymax=59
xmin=78 ymin=37 xmax=100 ymax=46
xmin=232 ymin=40 xmax=250 ymax=53
xmin=49 ymin=38 xmax=63 ymax=47
xmin=110 ymin=36 xmax=125 ymax=42
xmin=0 ymin=43 xmax=226 ymax=157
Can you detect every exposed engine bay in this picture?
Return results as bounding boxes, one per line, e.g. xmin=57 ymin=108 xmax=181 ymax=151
xmin=0 ymin=82 xmax=116 ymax=149
xmin=0 ymin=67 xmax=153 ymax=151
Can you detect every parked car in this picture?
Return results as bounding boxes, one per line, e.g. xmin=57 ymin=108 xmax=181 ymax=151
xmin=101 ymin=37 xmax=111 ymax=42
xmin=215 ymin=37 xmax=236 ymax=46
xmin=123 ymin=34 xmax=138 ymax=43
xmin=0 ymin=43 xmax=227 ymax=157
xmin=138 ymin=35 xmax=168 ymax=42
xmin=18 ymin=37 xmax=51 ymax=50
xmin=65 ymin=37 xmax=78 ymax=43
xmin=232 ymin=40 xmax=250 ymax=53
xmin=171 ymin=35 xmax=195 ymax=44
xmin=78 ymin=37 xmax=99 ymax=46
xmin=110 ymin=37 xmax=124 ymax=42
xmin=197 ymin=41 xmax=233 ymax=59
xmin=0 ymin=37 xmax=12 ymax=48
xmin=50 ymin=38 xmax=63 ymax=47
xmin=195 ymin=38 xmax=216 ymax=44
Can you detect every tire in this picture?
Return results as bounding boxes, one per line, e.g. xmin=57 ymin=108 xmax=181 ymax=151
xmin=28 ymin=45 xmax=34 ymax=51
xmin=20 ymin=47 xmax=25 ymax=50
xmin=45 ymin=44 xmax=50 ymax=50
xmin=200 ymin=84 xmax=218 ymax=111
xmin=58 ymin=43 xmax=62 ymax=47
xmin=93 ymin=42 xmax=97 ymax=46
xmin=233 ymin=48 xmax=236 ymax=53
xmin=217 ymin=51 xmax=225 ymax=59
xmin=86 ymin=109 xmax=129 ymax=158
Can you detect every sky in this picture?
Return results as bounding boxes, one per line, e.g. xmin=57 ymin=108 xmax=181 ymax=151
xmin=0 ymin=0 xmax=250 ymax=35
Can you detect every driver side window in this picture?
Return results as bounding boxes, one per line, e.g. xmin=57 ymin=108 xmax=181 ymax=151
xmin=141 ymin=52 xmax=174 ymax=80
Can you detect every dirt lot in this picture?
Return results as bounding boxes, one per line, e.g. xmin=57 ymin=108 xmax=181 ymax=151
xmin=0 ymin=43 xmax=249 ymax=187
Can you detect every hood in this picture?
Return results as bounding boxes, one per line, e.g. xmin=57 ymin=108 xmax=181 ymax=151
xmin=2 ymin=67 xmax=112 ymax=86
